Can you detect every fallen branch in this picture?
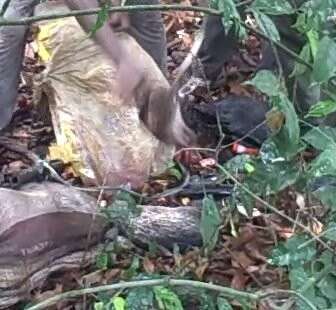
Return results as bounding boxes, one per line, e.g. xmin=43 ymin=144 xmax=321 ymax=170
xmin=26 ymin=278 xmax=317 ymax=310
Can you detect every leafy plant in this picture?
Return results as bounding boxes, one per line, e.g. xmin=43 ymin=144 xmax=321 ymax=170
xmin=200 ymin=195 xmax=222 ymax=252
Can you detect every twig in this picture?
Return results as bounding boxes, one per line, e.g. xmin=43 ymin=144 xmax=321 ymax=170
xmin=216 ymin=164 xmax=336 ymax=254
xmin=25 ymin=277 xmax=316 ymax=310
xmin=0 ymin=4 xmax=314 ymax=71
xmin=0 ymin=5 xmax=221 ymax=26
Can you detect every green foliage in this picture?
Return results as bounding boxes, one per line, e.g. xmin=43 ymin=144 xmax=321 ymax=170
xmin=252 ymin=10 xmax=280 ymax=42
xmin=313 ymin=36 xmax=336 ymax=83
xmin=302 ymin=126 xmax=336 ymax=151
xmin=308 ymin=147 xmax=336 ymax=178
xmin=153 ymin=286 xmax=184 ymax=310
xmin=268 ymin=233 xmax=336 ymax=309
xmin=211 ymin=0 xmax=246 ymax=39
xmin=96 ymin=251 xmax=111 ymax=270
xmin=306 ymin=100 xmax=336 ymax=118
xmin=200 ymin=196 xmax=222 ymax=252
xmin=89 ymin=2 xmax=111 ymax=36
xmin=244 ymin=70 xmax=282 ymax=97
xmin=94 ymin=296 xmax=126 ymax=310
xmin=104 ymin=191 xmax=141 ymax=225
xmin=126 ymin=288 xmax=154 ymax=310
xmin=92 ymin=1 xmax=336 ymax=309
xmin=250 ymin=0 xmax=294 ymax=15
xmin=291 ymin=43 xmax=312 ymax=77
xmin=271 ymin=94 xmax=301 ymax=157
xmin=268 ymin=235 xmax=316 ymax=268
xmin=217 ymin=296 xmax=233 ymax=310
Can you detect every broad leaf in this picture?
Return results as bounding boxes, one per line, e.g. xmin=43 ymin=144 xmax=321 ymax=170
xmin=126 ymin=288 xmax=154 ymax=310
xmin=290 ymin=43 xmax=312 ymax=77
xmin=95 ymin=252 xmax=110 ymax=270
xmin=244 ymin=70 xmax=281 ymax=97
xmin=313 ymin=182 xmax=336 ymax=210
xmin=112 ymin=297 xmax=126 ymax=310
xmin=268 ymin=235 xmax=316 ymax=267
xmin=323 ymin=222 xmax=336 ymax=241
xmin=200 ymin=196 xmax=221 ymax=252
xmin=289 ymin=267 xmax=320 ymax=310
xmin=251 ymin=0 xmax=294 ymax=15
xmin=302 ymin=126 xmax=336 ymax=151
xmin=252 ymin=10 xmax=280 ymax=42
xmin=200 ymin=293 xmax=216 ymax=310
xmin=313 ymin=36 xmax=336 ymax=83
xmin=317 ymin=275 xmax=336 ymax=301
xmin=308 ymin=147 xmax=336 ymax=178
xmin=306 ymin=100 xmax=336 ymax=118
xmin=153 ymin=286 xmax=183 ymax=310
xmin=271 ymin=95 xmax=301 ymax=158
xmin=217 ymin=296 xmax=233 ymax=310
xmin=307 ymin=29 xmax=319 ymax=60
xmin=246 ymin=158 xmax=300 ymax=194
xmin=215 ymin=0 xmax=246 ymax=38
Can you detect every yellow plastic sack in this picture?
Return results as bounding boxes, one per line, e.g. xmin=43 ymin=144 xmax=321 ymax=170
xmin=33 ymin=2 xmax=174 ymax=187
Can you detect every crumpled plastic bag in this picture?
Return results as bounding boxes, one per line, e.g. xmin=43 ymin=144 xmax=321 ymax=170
xmin=33 ymin=2 xmax=174 ymax=187
xmin=0 ymin=182 xmax=107 ymax=309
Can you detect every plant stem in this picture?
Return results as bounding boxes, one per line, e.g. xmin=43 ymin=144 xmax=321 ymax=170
xmin=26 ymin=277 xmax=317 ymax=310
xmin=26 ymin=278 xmax=259 ymax=310
xmin=0 ymin=3 xmax=313 ymax=70
xmin=216 ymin=164 xmax=336 ymax=254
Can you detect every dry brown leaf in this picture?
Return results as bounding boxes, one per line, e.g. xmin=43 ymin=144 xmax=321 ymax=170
xmin=231 ymin=270 xmax=249 ymax=290
xmin=143 ymin=257 xmax=156 ymax=274
xmin=231 ymin=251 xmax=255 ymax=269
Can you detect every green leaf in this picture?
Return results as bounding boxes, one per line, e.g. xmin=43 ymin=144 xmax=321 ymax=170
xmin=268 ymin=235 xmax=316 ymax=267
xmin=246 ymin=158 xmax=300 ymax=194
xmin=126 ymin=288 xmax=154 ymax=310
xmin=252 ymin=10 xmax=280 ymax=42
xmin=313 ymin=36 xmax=336 ymax=83
xmin=306 ymin=100 xmax=336 ymax=118
xmin=244 ymin=70 xmax=281 ymax=97
xmin=313 ymin=182 xmax=336 ymax=210
xmin=308 ymin=147 xmax=336 ymax=178
xmin=89 ymin=3 xmax=110 ymax=36
xmin=168 ymin=168 xmax=183 ymax=181
xmin=96 ymin=252 xmax=110 ymax=270
xmin=112 ymin=296 xmax=126 ymax=310
xmin=317 ymin=275 xmax=336 ymax=301
xmin=216 ymin=0 xmax=246 ymax=39
xmin=217 ymin=296 xmax=233 ymax=310
xmin=302 ymin=126 xmax=336 ymax=151
xmin=289 ymin=267 xmax=318 ymax=310
xmin=224 ymin=154 xmax=251 ymax=174
xmin=94 ymin=302 xmax=104 ymax=310
xmin=200 ymin=196 xmax=221 ymax=252
xmin=307 ymin=29 xmax=319 ymax=61
xmin=153 ymin=286 xmax=183 ymax=310
xmin=271 ymin=95 xmax=301 ymax=158
xmin=323 ymin=222 xmax=336 ymax=241
xmin=250 ymin=0 xmax=295 ymax=15
xmin=290 ymin=43 xmax=312 ymax=77
xmin=200 ymin=293 xmax=216 ymax=310
xmin=123 ymin=256 xmax=140 ymax=279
